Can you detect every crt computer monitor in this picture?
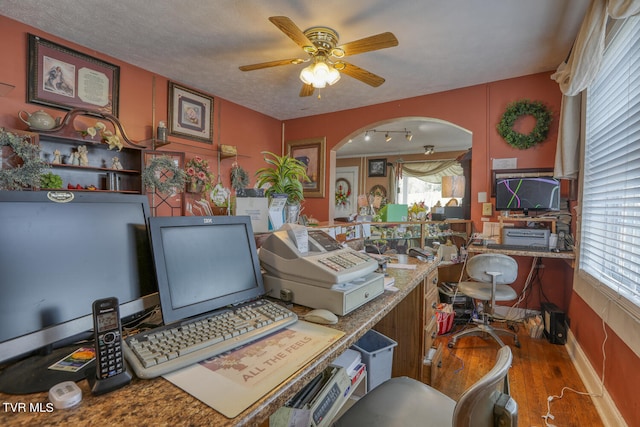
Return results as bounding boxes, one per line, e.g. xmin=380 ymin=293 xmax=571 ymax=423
xmin=0 ymin=191 xmax=158 ymax=367
xmin=495 ymin=176 xmax=560 ymax=212
xmin=148 ymin=215 xmax=265 ymax=325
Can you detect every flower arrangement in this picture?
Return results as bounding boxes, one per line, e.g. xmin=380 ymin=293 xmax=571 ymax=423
xmin=409 ymin=201 xmax=428 ymax=221
xmin=80 ymin=121 xmax=123 ymax=151
xmin=335 ymin=180 xmax=351 ymax=207
xmin=409 ymin=201 xmax=427 ymax=215
xmin=185 ymin=156 xmax=213 ymax=192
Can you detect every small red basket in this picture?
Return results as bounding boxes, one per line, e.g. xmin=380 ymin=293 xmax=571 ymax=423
xmin=436 ymin=303 xmax=455 ymax=335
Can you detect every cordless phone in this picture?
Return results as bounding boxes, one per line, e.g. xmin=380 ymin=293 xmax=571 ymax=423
xmin=87 ymin=297 xmax=131 ymax=395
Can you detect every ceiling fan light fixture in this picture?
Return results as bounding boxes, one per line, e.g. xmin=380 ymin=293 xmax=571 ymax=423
xmin=299 ymin=57 xmax=341 ymax=89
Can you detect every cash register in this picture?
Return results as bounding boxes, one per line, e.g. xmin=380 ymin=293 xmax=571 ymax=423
xmin=259 ymin=225 xmax=384 ymax=315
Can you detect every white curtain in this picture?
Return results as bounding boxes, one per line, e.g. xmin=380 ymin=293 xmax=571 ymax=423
xmin=399 ymin=160 xmax=463 ymax=184
xmin=551 ymin=0 xmax=640 ymax=179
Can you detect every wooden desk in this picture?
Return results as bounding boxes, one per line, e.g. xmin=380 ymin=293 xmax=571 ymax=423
xmin=467 ymin=245 xmax=575 ymax=260
xmin=0 ymin=261 xmax=436 ymax=427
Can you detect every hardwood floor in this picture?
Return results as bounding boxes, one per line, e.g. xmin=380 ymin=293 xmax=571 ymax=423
xmin=432 ymin=323 xmax=604 ymax=427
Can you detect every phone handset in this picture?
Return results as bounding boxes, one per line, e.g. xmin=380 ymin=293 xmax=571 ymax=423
xmin=87 ymin=297 xmax=132 ymax=395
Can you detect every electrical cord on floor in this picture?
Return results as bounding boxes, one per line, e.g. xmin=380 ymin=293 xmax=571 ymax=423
xmin=542 ymin=303 xmax=608 ymax=426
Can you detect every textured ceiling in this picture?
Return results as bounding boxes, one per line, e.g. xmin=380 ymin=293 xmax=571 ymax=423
xmin=0 ymin=0 xmax=588 ymax=156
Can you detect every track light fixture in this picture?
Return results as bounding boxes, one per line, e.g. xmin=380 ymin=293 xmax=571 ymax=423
xmin=424 ymin=145 xmax=435 ymax=155
xmin=364 ymin=128 xmax=414 ymax=142
xmin=405 ymin=130 xmax=413 ymax=141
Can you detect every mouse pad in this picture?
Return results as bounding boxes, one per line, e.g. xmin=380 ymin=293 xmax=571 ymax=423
xmin=163 ymin=321 xmax=344 ymax=418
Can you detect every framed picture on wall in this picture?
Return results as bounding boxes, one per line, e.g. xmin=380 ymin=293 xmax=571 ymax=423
xmin=286 ymin=137 xmax=326 ymax=198
xmin=27 ymin=34 xmax=120 ymax=116
xmin=168 ymin=81 xmax=213 ymax=144
xmin=368 ymin=158 xmax=387 ymax=177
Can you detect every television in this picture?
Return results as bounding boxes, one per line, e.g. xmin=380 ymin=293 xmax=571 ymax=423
xmin=148 ymin=215 xmax=265 ymax=325
xmin=0 ymin=191 xmax=158 ymax=391
xmin=495 ymin=176 xmax=560 ymax=212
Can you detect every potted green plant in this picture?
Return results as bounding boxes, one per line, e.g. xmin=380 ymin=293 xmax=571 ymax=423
xmin=255 ymin=151 xmax=310 ymax=223
xmin=40 ymin=172 xmax=63 ymax=189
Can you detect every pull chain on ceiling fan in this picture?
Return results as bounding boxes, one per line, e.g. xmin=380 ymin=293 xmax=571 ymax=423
xmin=239 ymin=16 xmax=399 ymax=97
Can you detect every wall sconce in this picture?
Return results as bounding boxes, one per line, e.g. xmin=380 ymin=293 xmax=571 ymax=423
xmin=442 ymin=175 xmax=465 ymax=206
xmin=385 ymin=132 xmax=392 ymax=142
xmin=424 ymin=145 xmax=435 ymax=155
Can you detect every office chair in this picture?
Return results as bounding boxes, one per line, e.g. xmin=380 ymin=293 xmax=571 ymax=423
xmin=449 ymin=253 xmax=520 ymax=348
xmin=333 ymin=346 xmax=517 ymax=427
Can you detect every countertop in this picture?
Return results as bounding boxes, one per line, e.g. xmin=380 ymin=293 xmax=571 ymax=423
xmin=467 ymin=245 xmax=575 ymax=259
xmin=0 ymin=259 xmax=436 ymax=426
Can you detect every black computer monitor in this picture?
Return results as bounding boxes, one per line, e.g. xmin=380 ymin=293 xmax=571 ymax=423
xmin=495 ymin=176 xmax=560 ymax=212
xmin=0 ymin=191 xmax=158 ymax=375
xmin=148 ymin=215 xmax=265 ymax=325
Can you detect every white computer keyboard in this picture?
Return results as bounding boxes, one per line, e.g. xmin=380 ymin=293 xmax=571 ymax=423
xmin=122 ymin=299 xmax=297 ymax=379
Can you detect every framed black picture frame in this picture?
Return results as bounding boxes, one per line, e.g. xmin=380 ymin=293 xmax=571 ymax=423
xmin=27 ymin=34 xmax=120 ymax=116
xmin=286 ymin=137 xmax=326 ymax=198
xmin=168 ymin=81 xmax=213 ymax=144
xmin=368 ymin=158 xmax=387 ymax=177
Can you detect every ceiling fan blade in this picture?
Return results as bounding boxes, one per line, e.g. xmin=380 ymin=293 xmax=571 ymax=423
xmin=337 ymin=32 xmax=399 ymax=56
xmin=299 ymin=83 xmax=315 ymax=97
xmin=340 ymin=62 xmax=386 ymax=87
xmin=269 ymin=16 xmax=315 ymax=52
xmin=239 ymin=58 xmax=302 ymax=71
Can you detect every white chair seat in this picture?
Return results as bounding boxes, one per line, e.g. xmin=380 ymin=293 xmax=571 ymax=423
xmin=334 ymin=347 xmax=516 ymax=427
xmin=458 ymin=281 xmax=517 ymax=301
xmin=333 ymin=376 xmax=455 ymax=427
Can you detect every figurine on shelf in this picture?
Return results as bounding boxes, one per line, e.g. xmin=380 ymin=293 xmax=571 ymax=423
xmin=111 ymin=156 xmax=123 ymax=170
xmin=52 ymin=149 xmax=62 ymax=164
xmin=77 ymin=145 xmax=89 ymax=166
xmin=70 ymin=151 xmax=80 ymax=166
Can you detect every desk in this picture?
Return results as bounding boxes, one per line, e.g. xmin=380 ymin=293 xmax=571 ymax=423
xmin=0 ymin=261 xmax=436 ymax=426
xmin=467 ymin=245 xmax=575 ymax=263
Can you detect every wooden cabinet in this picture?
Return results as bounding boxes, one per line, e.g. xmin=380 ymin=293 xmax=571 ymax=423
xmin=422 ymin=267 xmax=443 ymax=385
xmin=364 ymin=222 xmax=423 ymax=253
xmin=18 ymin=109 xmax=147 ymax=194
xmin=373 ymin=266 xmax=442 ymax=385
xmin=38 ymin=133 xmax=142 ymax=193
xmin=423 ymin=219 xmax=472 ymax=248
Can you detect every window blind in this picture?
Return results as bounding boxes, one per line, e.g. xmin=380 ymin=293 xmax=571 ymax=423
xmin=582 ymin=15 xmax=640 ymax=308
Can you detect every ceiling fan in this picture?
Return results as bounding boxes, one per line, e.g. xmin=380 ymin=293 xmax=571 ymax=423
xmin=239 ymin=16 xmax=399 ymax=97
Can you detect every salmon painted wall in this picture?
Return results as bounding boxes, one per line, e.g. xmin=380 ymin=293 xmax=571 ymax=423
xmin=1 ymin=13 xmax=634 ymax=424
xmin=0 ymin=15 xmax=282 ymax=202
xmin=570 ymin=294 xmax=639 ymax=424
xmin=283 ymin=72 xmax=561 ymax=224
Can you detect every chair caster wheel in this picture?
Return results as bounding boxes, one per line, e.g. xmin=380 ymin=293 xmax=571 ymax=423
xmin=448 ymin=341 xmax=455 ymax=348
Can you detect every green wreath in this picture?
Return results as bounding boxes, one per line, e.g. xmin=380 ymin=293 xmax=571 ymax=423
xmin=142 ymin=155 xmax=187 ymax=194
xmin=497 ymin=100 xmax=552 ymax=149
xmin=0 ymin=128 xmax=47 ymax=190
